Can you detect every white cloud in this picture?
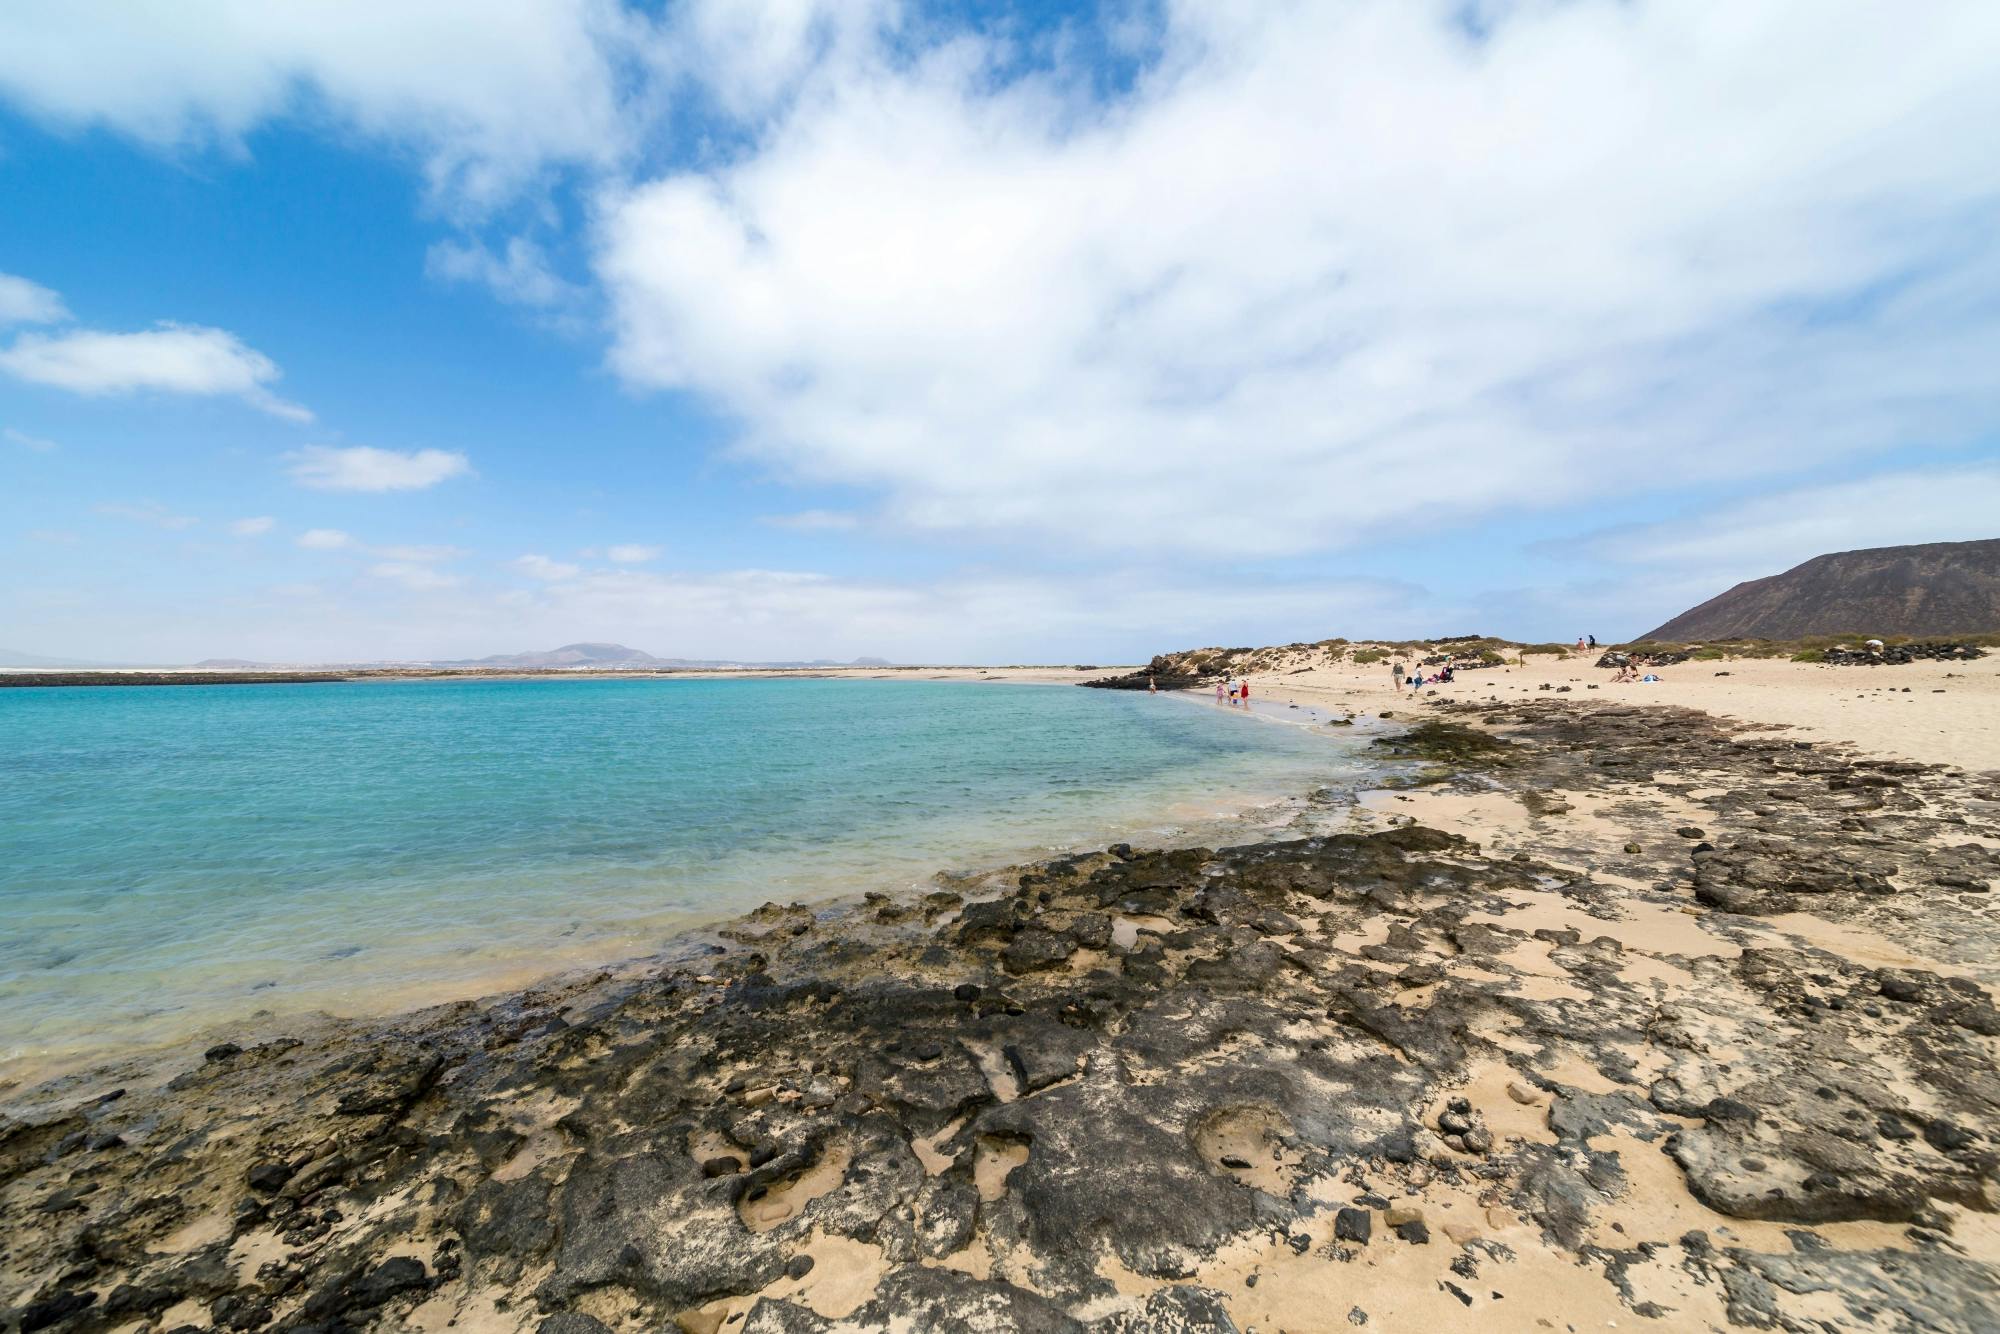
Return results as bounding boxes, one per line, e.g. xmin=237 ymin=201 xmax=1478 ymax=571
xmin=597 ymin=1 xmax=2000 ymax=560
xmin=296 ymin=527 xmax=353 ymax=549
xmin=0 ymin=272 xmax=68 ymax=325
xmin=761 ymin=509 xmax=859 ymax=533
xmin=372 ymin=543 xmax=464 ymax=563
xmin=96 ymin=500 xmax=198 ymax=530
xmin=427 ymin=236 xmax=585 ymax=310
xmin=287 ymin=444 xmax=471 ymax=492
xmin=0 ymin=322 xmax=310 ymax=420
xmin=1577 ymin=465 xmax=2000 ymax=578
xmin=0 ymin=0 xmax=641 ymax=208
xmin=229 ymin=516 xmax=276 ymax=537
xmin=369 ymin=561 xmax=463 ymax=592
xmin=604 ymin=543 xmax=662 ymax=563
xmin=512 ymin=553 xmax=582 ymax=581
xmin=4 ymin=426 xmax=58 ymax=452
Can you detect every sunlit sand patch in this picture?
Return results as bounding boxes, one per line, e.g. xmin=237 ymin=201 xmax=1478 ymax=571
xmin=1466 ymin=886 xmax=1741 ymax=960
xmin=1110 ymin=913 xmax=1175 ymax=950
xmin=1534 ymin=1051 xmax=1626 ymax=1095
xmin=962 ymin=1038 xmax=1022 ymax=1102
xmin=1584 ymin=1129 xmax=1919 ymax=1256
xmin=930 ymin=1229 xmax=995 ymax=1279
xmin=738 ymin=1141 xmax=851 ymax=1234
xmin=408 ymin=1283 xmax=534 ymax=1333
xmin=154 ymin=1210 xmax=231 ymax=1255
xmin=1165 ymin=1175 xmax=1704 ymax=1331
xmin=973 ymin=1134 xmax=1031 ymax=1201
xmin=1487 ymin=939 xmax=1592 ymax=1003
xmin=1435 ymin=1059 xmax=1555 ymax=1146
xmin=1327 ymin=916 xmax=1392 ymax=957
xmin=911 ymin=1115 xmax=966 ymax=1176
xmin=1742 ymin=911 xmax=1976 ymax=977
xmin=1193 ymin=1106 xmax=1299 ymax=1194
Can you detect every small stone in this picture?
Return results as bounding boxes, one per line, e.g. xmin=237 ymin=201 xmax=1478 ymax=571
xmin=1505 ymin=1081 xmax=1541 ymax=1105
xmin=953 ymin=983 xmax=981 ymax=1002
xmin=1348 ymin=1308 xmax=1369 ymax=1326
xmin=1384 ymin=1204 xmax=1425 ymax=1228
xmin=1623 ymin=842 xmax=1643 ymax=854
xmin=699 ymin=1156 xmax=743 ymax=1178
xmin=246 ymin=1162 xmax=294 ymax=1193
xmin=784 ymin=1254 xmax=815 ymax=1280
xmin=1442 ymin=1223 xmax=1481 ymax=1245
xmin=1393 ymin=1219 xmax=1431 ymax=1244
xmin=205 ymin=1042 xmax=244 ymax=1063
xmin=743 ymin=1086 xmax=776 ymax=1107
xmin=1220 ymin=1155 xmax=1253 ymax=1170
xmin=1676 ymin=826 xmax=1706 ymax=839
xmin=1334 ymin=1207 xmax=1373 ymax=1244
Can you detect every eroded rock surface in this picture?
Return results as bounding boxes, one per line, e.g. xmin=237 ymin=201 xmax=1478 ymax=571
xmin=2 ymin=700 xmax=1996 ymax=1332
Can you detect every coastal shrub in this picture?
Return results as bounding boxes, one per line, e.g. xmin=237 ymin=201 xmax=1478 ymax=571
xmin=1690 ymin=648 xmax=1727 ymax=661
xmin=1518 ymin=643 xmax=1568 ymax=658
xmin=1791 ymin=649 xmax=1826 ymax=663
xmin=1350 ymin=648 xmax=1388 ymax=664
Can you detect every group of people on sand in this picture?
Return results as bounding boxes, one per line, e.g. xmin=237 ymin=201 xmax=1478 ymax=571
xmin=1214 ymin=677 xmax=1251 ymax=707
xmin=1390 ymin=658 xmax=1455 ymax=692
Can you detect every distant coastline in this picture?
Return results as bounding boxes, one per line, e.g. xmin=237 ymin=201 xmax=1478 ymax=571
xmin=0 ymin=664 xmax=1133 ymax=688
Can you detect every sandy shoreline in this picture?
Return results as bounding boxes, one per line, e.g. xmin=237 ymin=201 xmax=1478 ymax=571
xmin=0 ymin=685 xmax=1365 ymax=1097
xmin=3 ymin=656 xmax=1997 ymax=1332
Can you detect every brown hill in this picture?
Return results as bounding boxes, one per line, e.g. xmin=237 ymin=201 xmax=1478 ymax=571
xmin=1643 ymin=539 xmax=2000 ymax=641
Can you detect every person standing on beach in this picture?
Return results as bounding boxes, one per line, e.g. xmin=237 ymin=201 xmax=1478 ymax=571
xmin=1239 ymin=678 xmax=1250 ymax=709
xmin=1392 ymin=660 xmax=1405 ymax=691
xmin=1216 ymin=679 xmax=1227 ymax=705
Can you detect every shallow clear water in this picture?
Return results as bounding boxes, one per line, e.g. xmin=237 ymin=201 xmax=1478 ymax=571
xmin=0 ymin=676 xmax=1368 ymax=1071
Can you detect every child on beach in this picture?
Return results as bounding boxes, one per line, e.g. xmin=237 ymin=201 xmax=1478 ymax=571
xmin=1216 ymin=680 xmax=1227 ymax=705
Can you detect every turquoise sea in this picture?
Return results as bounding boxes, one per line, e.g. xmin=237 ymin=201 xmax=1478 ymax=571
xmin=0 ymin=676 xmax=1370 ymax=1076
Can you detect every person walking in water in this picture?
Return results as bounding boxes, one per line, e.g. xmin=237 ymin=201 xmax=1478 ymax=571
xmin=1239 ymin=677 xmax=1250 ymax=709
xmin=1215 ymin=678 xmax=1227 ymax=705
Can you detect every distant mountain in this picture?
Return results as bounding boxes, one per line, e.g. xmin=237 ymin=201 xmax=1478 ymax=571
xmin=1643 ymin=539 xmax=2000 ymax=641
xmin=450 ymin=642 xmax=664 ymax=668
xmin=194 ymin=658 xmax=265 ymax=668
xmin=431 ymin=644 xmax=896 ymax=669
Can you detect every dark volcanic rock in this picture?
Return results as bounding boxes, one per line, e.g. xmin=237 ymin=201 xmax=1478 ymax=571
xmin=3 ymin=697 xmax=1998 ymax=1331
xmin=1641 ymin=538 xmax=2000 ymax=640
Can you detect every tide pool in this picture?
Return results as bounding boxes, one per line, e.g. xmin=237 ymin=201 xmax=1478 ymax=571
xmin=0 ymin=676 xmax=1371 ymax=1074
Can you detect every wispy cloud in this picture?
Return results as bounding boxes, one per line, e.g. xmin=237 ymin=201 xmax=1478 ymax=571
xmin=0 ymin=322 xmax=310 ymax=420
xmin=1574 ymin=466 xmax=2000 ymax=578
xmin=4 ymin=426 xmax=57 ymax=452
xmin=96 ymin=500 xmax=197 ymax=530
xmin=0 ymin=271 xmax=68 ymax=325
xmin=0 ymin=3 xmax=637 ymax=209
xmin=229 ymin=516 xmax=276 ymax=537
xmin=604 ymin=543 xmax=661 ymax=563
xmin=427 ymin=236 xmax=586 ymax=312
xmin=598 ymin=2 xmax=2000 ymax=561
xmin=287 ymin=445 xmax=471 ymax=493
xmin=761 ymin=510 xmax=860 ymax=533
xmin=369 ymin=561 xmax=463 ymax=592
xmin=296 ymin=528 xmax=353 ymax=550
xmin=512 ymin=553 xmax=581 ymax=581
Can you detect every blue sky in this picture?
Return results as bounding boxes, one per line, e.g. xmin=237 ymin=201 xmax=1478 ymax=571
xmin=3 ymin=1 xmax=1997 ymax=665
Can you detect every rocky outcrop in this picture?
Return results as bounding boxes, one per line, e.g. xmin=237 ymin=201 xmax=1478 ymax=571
xmin=3 ymin=700 xmax=1997 ymax=1331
